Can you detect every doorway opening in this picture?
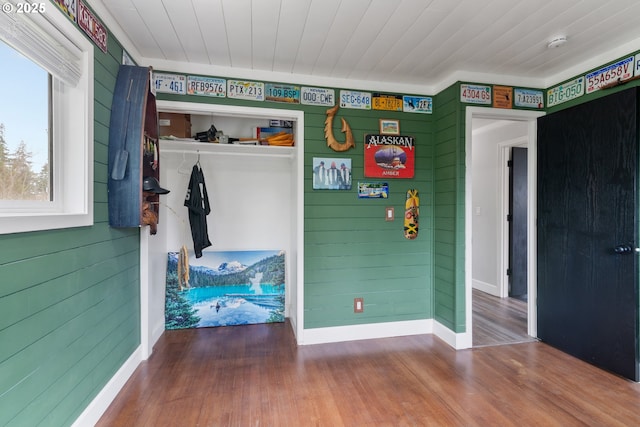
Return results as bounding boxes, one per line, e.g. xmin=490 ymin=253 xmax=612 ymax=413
xmin=464 ymin=107 xmax=544 ymax=348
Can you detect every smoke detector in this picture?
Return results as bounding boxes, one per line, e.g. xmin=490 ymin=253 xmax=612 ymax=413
xmin=547 ymin=36 xmax=568 ymax=49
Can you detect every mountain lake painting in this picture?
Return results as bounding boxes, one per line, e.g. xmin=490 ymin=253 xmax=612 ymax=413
xmin=165 ymin=250 xmax=286 ymax=329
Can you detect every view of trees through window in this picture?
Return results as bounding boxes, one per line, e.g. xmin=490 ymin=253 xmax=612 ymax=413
xmin=0 ymin=40 xmax=50 ymax=201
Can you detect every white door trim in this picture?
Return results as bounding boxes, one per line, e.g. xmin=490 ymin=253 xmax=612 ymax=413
xmin=464 ymin=107 xmax=545 ymax=347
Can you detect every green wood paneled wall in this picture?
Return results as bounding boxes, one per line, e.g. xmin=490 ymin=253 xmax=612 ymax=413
xmin=157 ymin=92 xmax=435 ymax=329
xmin=304 ymin=108 xmax=433 ymax=328
xmin=0 ymin=6 xmax=141 ymax=426
xmin=432 ymin=84 xmax=465 ymax=332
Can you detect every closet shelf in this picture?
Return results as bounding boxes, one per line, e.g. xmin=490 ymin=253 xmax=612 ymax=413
xmin=159 ymin=138 xmax=295 ymax=159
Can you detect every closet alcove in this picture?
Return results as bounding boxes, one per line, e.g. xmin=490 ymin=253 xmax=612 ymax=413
xmin=139 ymin=101 xmax=305 ymax=357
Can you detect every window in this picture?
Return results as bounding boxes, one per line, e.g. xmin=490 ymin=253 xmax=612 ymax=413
xmin=0 ymin=40 xmax=50 ymax=202
xmin=0 ymin=7 xmax=93 ymax=234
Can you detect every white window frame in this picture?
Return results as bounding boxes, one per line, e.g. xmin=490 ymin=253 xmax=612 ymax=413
xmin=0 ymin=6 xmax=94 ymax=234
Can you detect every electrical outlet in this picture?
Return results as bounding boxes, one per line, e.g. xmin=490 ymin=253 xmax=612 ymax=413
xmin=354 ymin=297 xmax=364 ymax=313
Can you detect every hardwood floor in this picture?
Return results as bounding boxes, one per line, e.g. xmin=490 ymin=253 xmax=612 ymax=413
xmin=472 ymin=288 xmax=536 ymax=347
xmin=97 ymin=321 xmax=640 ymax=427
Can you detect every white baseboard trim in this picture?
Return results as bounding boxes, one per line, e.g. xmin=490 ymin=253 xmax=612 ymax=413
xmin=298 ymin=319 xmax=434 ymax=345
xmin=71 ymin=346 xmax=143 ymax=427
xmin=151 ymin=322 xmax=164 ymax=350
xmin=433 ymin=320 xmax=472 ymax=349
xmin=472 ymin=279 xmax=499 ymax=296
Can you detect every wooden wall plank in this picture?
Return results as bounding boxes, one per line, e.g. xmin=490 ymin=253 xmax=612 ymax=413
xmin=0 ymin=9 xmax=142 ymax=426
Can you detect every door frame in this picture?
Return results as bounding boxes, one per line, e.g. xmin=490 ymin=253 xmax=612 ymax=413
xmin=465 ymin=107 xmax=545 ymax=345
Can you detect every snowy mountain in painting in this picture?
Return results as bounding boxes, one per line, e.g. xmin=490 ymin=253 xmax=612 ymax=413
xmin=217 ymin=261 xmax=247 ymax=274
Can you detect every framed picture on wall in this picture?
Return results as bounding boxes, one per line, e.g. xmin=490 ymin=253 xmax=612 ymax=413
xmin=313 ymin=157 xmax=352 ymax=190
xmin=380 ymin=119 xmax=400 ymax=135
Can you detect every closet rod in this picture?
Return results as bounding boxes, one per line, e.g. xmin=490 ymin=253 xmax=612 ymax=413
xmin=160 ymin=148 xmax=294 ymax=160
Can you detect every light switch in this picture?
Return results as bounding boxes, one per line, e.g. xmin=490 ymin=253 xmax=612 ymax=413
xmin=386 ymin=207 xmax=394 ymax=221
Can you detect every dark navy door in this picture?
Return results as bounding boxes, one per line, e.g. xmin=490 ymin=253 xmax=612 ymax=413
xmin=509 ymin=147 xmax=528 ymax=301
xmin=537 ymin=87 xmax=639 ymax=381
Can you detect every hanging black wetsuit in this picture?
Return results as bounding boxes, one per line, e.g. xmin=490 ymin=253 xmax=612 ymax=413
xmin=184 ymin=164 xmax=212 ymax=258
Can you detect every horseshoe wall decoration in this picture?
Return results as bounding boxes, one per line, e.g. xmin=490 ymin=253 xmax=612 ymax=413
xmin=324 ymin=105 xmax=355 ymax=152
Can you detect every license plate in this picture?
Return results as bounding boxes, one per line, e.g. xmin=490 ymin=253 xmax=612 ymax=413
xmin=403 ymin=96 xmax=432 ymax=114
xmin=460 ymin=84 xmax=491 ymax=104
xmin=514 ymin=89 xmax=544 ymax=109
xmin=154 ymin=72 xmax=186 ymax=95
xmin=340 ymin=90 xmax=372 ymax=109
xmin=187 ymin=76 xmax=226 ymax=97
xmin=265 ymin=83 xmax=300 ymax=103
xmin=227 ymin=80 xmax=265 ymax=101
xmin=372 ymin=93 xmax=403 ymax=111
xmin=547 ymin=77 xmax=584 ymax=107
xmin=586 ymin=56 xmax=634 ymax=93
xmin=301 ymin=87 xmax=335 ymax=106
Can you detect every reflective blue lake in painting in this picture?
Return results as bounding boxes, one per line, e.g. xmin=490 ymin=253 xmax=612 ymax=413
xmin=181 ymin=284 xmax=284 ymax=327
xmin=165 ymin=250 xmax=286 ymax=330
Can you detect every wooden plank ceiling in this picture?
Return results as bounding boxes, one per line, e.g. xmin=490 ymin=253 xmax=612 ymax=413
xmin=93 ymin=0 xmax=640 ymax=91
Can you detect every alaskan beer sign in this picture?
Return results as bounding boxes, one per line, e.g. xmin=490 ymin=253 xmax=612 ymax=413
xmin=364 ymin=134 xmax=415 ymax=179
